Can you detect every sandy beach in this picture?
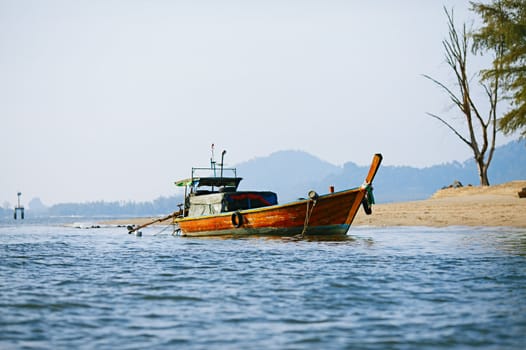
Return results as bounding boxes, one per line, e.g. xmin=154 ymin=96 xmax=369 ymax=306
xmin=353 ymin=180 xmax=526 ymax=228
xmin=109 ymin=181 xmax=526 ymax=229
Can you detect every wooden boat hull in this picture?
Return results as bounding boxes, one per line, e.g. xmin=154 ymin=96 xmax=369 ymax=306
xmin=175 ymin=186 xmax=367 ymax=237
xmin=125 ymin=154 xmax=382 ymax=237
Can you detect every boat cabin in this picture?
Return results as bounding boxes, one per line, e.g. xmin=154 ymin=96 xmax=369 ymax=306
xmin=175 ymin=166 xmax=278 ymax=218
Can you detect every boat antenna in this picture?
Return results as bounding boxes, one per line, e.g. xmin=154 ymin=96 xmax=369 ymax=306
xmin=220 ymin=150 xmax=226 ymax=184
xmin=210 ymin=143 xmax=216 ymax=177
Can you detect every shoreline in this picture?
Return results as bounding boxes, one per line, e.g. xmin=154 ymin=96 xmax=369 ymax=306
xmin=103 ymin=181 xmax=526 ymax=229
xmin=353 ymin=180 xmax=526 ymax=228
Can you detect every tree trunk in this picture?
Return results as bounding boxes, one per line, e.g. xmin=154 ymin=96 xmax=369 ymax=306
xmin=476 ymin=160 xmax=490 ymax=186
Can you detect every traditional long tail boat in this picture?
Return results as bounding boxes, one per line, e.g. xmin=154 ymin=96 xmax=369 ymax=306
xmin=129 ymin=151 xmax=382 ymax=237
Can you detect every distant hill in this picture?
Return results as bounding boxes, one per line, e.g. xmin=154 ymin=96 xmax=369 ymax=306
xmin=2 ymin=140 xmax=523 ymax=219
xmin=236 ymin=140 xmax=526 ymax=203
xmin=237 ymin=150 xmax=341 ymax=198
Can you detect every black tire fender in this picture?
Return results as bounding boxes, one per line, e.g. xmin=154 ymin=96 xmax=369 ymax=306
xmin=231 ymin=211 xmax=243 ymax=228
xmin=362 ymin=197 xmax=372 ymax=215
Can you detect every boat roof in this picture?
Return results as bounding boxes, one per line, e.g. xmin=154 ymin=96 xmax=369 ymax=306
xmin=175 ymin=176 xmax=243 ymax=188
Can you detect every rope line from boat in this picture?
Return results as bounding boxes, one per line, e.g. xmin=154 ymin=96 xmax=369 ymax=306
xmin=152 ymin=223 xmax=175 ymax=236
xmin=300 ymin=191 xmax=319 ymax=237
xmin=126 ymin=210 xmax=182 ymax=235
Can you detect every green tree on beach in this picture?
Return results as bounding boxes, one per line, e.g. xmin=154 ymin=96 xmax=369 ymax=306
xmin=471 ymin=0 xmax=526 ymax=138
xmin=424 ymin=8 xmax=503 ymax=186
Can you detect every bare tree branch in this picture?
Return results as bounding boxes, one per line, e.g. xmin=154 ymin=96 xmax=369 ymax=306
xmin=423 ymin=7 xmax=502 ymax=186
xmin=422 ymin=74 xmax=463 ymax=109
xmin=425 ymin=112 xmax=472 ymax=146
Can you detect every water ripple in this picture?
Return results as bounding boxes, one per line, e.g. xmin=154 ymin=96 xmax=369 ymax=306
xmin=0 ymin=224 xmax=525 ymax=349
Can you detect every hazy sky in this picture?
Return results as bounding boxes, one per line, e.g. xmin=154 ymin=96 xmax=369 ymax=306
xmin=0 ymin=0 xmax=518 ymax=206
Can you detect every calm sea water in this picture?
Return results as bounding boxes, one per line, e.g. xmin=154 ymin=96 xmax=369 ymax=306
xmin=1 ymin=218 xmax=525 ymax=350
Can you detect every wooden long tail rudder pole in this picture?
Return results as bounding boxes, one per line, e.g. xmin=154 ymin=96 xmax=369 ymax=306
xmin=365 ymin=153 xmax=383 ymax=185
xmin=127 ymin=210 xmax=181 ymax=234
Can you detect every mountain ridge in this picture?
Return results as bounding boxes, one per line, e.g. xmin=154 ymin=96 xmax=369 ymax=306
xmin=236 ymin=140 xmax=526 ymax=203
xmin=1 ymin=140 xmax=523 ymax=217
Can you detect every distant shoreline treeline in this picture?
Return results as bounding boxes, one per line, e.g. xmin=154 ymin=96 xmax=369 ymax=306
xmin=0 ymin=195 xmax=184 ymax=218
xmin=1 ymin=140 xmax=524 ymax=218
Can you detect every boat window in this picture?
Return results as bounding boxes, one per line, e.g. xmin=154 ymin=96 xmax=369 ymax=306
xmin=225 ymin=192 xmax=277 ymax=211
